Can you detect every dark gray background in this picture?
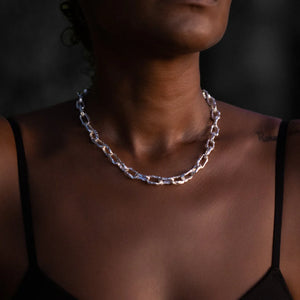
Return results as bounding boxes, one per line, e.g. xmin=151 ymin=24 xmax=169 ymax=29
xmin=1 ymin=0 xmax=299 ymax=119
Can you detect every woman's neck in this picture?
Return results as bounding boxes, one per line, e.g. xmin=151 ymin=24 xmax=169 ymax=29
xmin=86 ymin=46 xmax=210 ymax=157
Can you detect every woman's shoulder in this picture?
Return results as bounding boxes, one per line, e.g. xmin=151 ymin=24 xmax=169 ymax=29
xmin=218 ymin=101 xmax=300 ymax=297
xmin=0 ymin=99 xmax=76 ymax=296
xmin=218 ymin=99 xmax=300 ymax=149
xmin=6 ymin=98 xmax=77 ymax=132
xmin=0 ymin=99 xmax=79 ymax=298
xmin=0 ymin=115 xmax=20 ymax=206
xmin=218 ymin=100 xmax=300 ymax=185
xmin=4 ymin=99 xmax=79 ymax=158
xmin=215 ymin=100 xmax=282 ymax=151
xmin=0 ymin=116 xmax=28 ymax=299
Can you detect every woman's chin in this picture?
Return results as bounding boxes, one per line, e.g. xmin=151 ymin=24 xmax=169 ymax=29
xmin=146 ymin=27 xmax=224 ymax=57
xmin=145 ymin=12 xmax=226 ymax=55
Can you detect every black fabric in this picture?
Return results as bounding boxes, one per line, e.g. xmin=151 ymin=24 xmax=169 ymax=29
xmin=272 ymin=120 xmax=289 ymax=269
xmin=239 ymin=268 xmax=293 ymax=299
xmin=12 ymin=266 xmax=76 ymax=300
xmin=6 ymin=117 xmax=38 ymax=267
xmin=7 ymin=117 xmax=293 ymax=300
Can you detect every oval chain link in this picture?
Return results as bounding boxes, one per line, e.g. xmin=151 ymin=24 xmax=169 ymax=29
xmin=76 ymin=89 xmax=221 ymax=185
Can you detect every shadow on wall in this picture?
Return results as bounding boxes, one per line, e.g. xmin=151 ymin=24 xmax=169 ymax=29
xmin=0 ymin=0 xmax=299 ymax=118
xmin=0 ymin=1 xmax=91 ymax=116
xmin=201 ymin=0 xmax=299 ymax=119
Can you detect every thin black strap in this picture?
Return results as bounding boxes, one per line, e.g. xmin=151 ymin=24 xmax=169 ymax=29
xmin=6 ymin=117 xmax=38 ymax=267
xmin=272 ymin=120 xmax=289 ymax=268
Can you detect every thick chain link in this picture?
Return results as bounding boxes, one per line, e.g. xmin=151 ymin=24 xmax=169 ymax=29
xmin=76 ymin=89 xmax=221 ymax=185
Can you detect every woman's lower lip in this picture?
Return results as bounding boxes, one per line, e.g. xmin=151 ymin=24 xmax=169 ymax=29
xmin=165 ymin=0 xmax=217 ymax=6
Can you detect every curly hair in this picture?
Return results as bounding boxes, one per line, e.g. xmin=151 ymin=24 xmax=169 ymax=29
xmin=60 ymin=0 xmax=92 ymax=52
xmin=60 ymin=0 xmax=95 ymax=79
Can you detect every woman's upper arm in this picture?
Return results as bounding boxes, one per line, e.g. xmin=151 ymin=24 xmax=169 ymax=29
xmin=0 ymin=116 xmax=27 ymax=298
xmin=281 ymin=119 xmax=300 ymax=299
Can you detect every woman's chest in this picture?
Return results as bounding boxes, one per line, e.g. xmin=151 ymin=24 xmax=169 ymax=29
xmin=30 ymin=179 xmax=274 ymax=300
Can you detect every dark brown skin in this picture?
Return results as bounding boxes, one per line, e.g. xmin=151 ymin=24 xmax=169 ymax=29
xmin=0 ymin=0 xmax=300 ymax=299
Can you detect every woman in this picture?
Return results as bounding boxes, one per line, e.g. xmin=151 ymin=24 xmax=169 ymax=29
xmin=0 ymin=0 xmax=299 ymax=299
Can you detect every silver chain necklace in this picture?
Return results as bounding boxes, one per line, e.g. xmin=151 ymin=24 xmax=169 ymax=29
xmin=76 ymin=89 xmax=221 ymax=185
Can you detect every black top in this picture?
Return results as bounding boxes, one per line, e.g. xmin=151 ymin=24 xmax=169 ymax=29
xmin=6 ymin=117 xmax=293 ymax=300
